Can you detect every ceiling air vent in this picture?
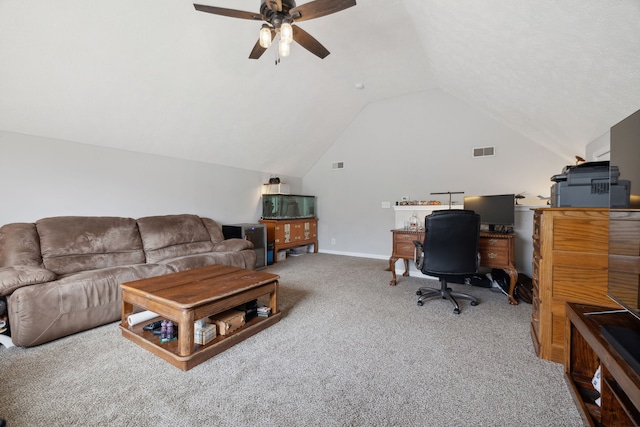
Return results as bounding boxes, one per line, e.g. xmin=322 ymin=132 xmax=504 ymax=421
xmin=473 ymin=146 xmax=495 ymax=158
xmin=331 ymin=161 xmax=344 ymax=170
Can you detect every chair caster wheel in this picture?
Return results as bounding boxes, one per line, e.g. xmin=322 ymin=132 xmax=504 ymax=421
xmin=471 ymin=301 xmax=478 ymax=306
xmin=453 ymin=308 xmax=460 ymax=314
xmin=416 ymin=290 xmax=422 ymax=296
xmin=417 ymin=300 xmax=423 ymax=306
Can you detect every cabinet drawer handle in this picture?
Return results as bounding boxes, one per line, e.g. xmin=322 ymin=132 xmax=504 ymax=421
xmin=489 ymin=239 xmax=498 ymax=245
xmin=488 ymin=253 xmax=498 ymax=259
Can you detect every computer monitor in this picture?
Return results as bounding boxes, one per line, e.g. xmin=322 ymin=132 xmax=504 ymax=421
xmin=463 ymin=194 xmax=515 ymax=232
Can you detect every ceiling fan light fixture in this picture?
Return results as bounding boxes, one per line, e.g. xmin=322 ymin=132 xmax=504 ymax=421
xmin=259 ymin=25 xmax=272 ymax=48
xmin=278 ymin=37 xmax=290 ymax=57
xmin=280 ymin=22 xmax=293 ymax=44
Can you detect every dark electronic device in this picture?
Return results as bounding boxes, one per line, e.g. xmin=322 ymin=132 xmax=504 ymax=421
xmin=601 ymin=325 xmax=640 ymax=375
xmin=463 ymin=194 xmax=515 ymax=232
xmin=237 ymin=299 xmax=259 ymax=322
xmin=550 ymin=161 xmax=630 ymax=208
xmin=222 ymin=223 xmax=267 ymax=269
xmin=143 ymin=321 xmax=162 ymax=331
xmin=603 ymin=109 xmax=640 ymax=376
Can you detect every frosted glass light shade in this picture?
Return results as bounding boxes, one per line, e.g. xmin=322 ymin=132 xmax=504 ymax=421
xmin=259 ymin=26 xmax=272 ymax=48
xmin=280 ymin=23 xmax=293 ymax=44
xmin=278 ymin=38 xmax=290 ymax=57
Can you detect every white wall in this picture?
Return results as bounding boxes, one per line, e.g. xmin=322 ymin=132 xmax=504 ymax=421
xmin=586 ymin=131 xmax=610 ymax=161
xmin=302 ymin=89 xmax=568 ymax=273
xmin=0 ymin=131 xmax=302 ymax=225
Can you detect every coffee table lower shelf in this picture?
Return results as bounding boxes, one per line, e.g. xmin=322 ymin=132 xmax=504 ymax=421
xmin=120 ymin=313 xmax=281 ymax=371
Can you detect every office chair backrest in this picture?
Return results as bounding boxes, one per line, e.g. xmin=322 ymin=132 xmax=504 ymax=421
xmin=421 ymin=209 xmax=481 ymax=276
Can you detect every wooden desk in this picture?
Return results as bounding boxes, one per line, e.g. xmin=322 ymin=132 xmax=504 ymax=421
xmin=389 ymin=229 xmax=518 ymax=305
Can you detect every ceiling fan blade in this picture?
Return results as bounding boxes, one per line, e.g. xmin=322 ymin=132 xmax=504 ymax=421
xmin=289 ymin=0 xmax=356 ymax=22
xmin=249 ymin=29 xmax=275 ymax=59
xmin=266 ymin=0 xmax=283 ymax=12
xmin=194 ymin=4 xmax=263 ymax=21
xmin=292 ymin=25 xmax=330 ymax=59
xmin=249 ymin=40 xmax=268 ymax=59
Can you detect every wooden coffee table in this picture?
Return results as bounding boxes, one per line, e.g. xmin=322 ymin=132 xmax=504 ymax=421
xmin=119 ymin=264 xmax=281 ymax=371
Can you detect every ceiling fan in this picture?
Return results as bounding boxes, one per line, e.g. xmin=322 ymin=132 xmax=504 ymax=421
xmin=193 ymin=0 xmax=357 ymax=60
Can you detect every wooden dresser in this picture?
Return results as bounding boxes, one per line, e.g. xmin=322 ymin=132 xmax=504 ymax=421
xmin=259 ymin=218 xmax=318 ymax=262
xmin=608 ymin=209 xmax=640 ymax=311
xmin=531 ymin=208 xmax=617 ymax=363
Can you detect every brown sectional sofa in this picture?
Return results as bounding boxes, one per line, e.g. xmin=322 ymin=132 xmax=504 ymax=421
xmin=0 ymin=214 xmax=256 ymax=347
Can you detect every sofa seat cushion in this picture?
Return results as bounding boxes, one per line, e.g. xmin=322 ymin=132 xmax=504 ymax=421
xmin=213 ymin=239 xmax=254 ymax=252
xmin=36 ymin=216 xmax=145 ymax=276
xmin=0 ymin=265 xmax=57 ymax=297
xmin=137 ymin=214 xmax=215 ymax=263
xmin=161 ymin=250 xmax=257 ymax=272
xmin=0 ymin=222 xmax=44 ymax=268
xmin=8 ymin=263 xmax=173 ymax=347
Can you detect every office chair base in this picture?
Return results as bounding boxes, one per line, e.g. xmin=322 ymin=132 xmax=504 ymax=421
xmin=416 ymin=283 xmax=478 ymax=314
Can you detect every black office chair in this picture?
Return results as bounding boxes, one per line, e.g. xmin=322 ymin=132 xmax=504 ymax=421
xmin=413 ymin=209 xmax=481 ymax=314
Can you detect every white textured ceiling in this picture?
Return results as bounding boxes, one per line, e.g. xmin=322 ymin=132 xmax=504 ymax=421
xmin=0 ymin=0 xmax=638 ymax=176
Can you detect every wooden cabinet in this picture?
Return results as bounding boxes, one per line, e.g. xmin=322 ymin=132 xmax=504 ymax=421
xmin=531 ymin=208 xmax=617 ymax=363
xmin=608 ymin=209 xmax=640 ymax=312
xmin=260 ymin=218 xmax=318 ymax=262
xmin=565 ymin=303 xmax=640 ymax=426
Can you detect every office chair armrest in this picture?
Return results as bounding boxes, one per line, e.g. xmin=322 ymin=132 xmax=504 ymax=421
xmin=413 ymin=240 xmax=424 ymax=270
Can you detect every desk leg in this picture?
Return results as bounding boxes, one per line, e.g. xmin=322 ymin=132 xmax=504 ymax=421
xmin=389 ymin=257 xmax=410 ymax=286
xmin=389 ymin=257 xmax=398 ymax=285
xmin=402 ymin=259 xmax=409 ymax=277
xmin=504 ymin=267 xmax=519 ymax=305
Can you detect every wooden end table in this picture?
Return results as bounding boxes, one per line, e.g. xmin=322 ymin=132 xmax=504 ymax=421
xmin=120 ymin=264 xmax=281 ymax=371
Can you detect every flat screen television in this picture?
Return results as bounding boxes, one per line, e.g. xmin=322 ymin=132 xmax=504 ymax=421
xmin=608 ymin=108 xmax=640 ymax=322
xmin=463 ymin=194 xmax=515 ymax=232
xmin=605 ymin=108 xmax=640 ymax=375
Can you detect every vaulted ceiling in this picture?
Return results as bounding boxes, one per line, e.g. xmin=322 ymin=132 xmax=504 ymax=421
xmin=1 ymin=1 xmax=638 ymax=177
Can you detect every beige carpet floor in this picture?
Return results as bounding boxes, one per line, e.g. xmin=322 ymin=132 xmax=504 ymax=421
xmin=0 ymin=253 xmax=583 ymax=426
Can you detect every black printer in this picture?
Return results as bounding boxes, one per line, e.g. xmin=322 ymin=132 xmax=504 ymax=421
xmin=550 ymin=161 xmax=630 ymax=208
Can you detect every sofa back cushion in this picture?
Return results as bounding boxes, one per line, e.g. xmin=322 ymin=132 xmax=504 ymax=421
xmin=36 ymin=216 xmax=146 ymax=276
xmin=200 ymin=217 xmax=225 ymax=244
xmin=137 ymin=214 xmax=215 ymax=263
xmin=0 ymin=222 xmax=44 ymax=268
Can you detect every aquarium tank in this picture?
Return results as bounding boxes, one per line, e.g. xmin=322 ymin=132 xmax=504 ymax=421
xmin=262 ymin=194 xmax=316 ymax=219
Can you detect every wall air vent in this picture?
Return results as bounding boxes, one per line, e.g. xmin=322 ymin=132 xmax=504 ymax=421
xmin=473 ymin=146 xmax=495 ymax=158
xmin=331 ymin=161 xmax=344 ymax=170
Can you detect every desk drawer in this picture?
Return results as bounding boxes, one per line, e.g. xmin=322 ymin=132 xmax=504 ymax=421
xmin=394 ymin=242 xmax=416 ymax=258
xmin=479 ymin=238 xmax=509 ymax=265
xmin=393 ymin=232 xmax=423 ymax=258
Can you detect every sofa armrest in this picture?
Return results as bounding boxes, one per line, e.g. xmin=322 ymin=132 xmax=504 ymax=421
xmin=0 ymin=266 xmax=57 ymax=297
xmin=212 ymin=238 xmax=254 ymax=252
